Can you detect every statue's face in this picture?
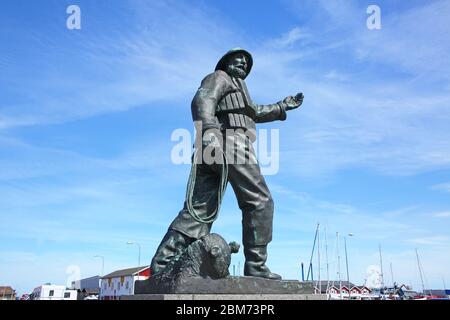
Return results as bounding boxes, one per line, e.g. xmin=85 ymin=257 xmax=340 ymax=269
xmin=225 ymin=53 xmax=248 ymax=79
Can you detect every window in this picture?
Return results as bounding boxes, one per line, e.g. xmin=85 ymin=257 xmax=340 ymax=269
xmin=104 ymin=283 xmax=107 ymax=290
xmin=49 ymin=290 xmax=54 ymax=297
xmin=125 ymin=281 xmax=129 ymax=290
xmin=64 ymin=292 xmax=70 ymax=298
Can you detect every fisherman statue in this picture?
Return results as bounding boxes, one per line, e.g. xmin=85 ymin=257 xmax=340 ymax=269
xmin=151 ymin=48 xmax=304 ymax=280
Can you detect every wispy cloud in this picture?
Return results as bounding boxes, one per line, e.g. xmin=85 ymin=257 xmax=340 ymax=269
xmin=0 ymin=134 xmax=173 ymax=181
xmin=246 ymin=1 xmax=450 ymax=178
xmin=381 ymin=206 xmax=419 ymax=218
xmin=0 ymin=0 xmax=239 ymax=130
xmin=406 ymin=236 xmax=450 ymax=246
xmin=358 ymin=0 xmax=450 ymax=81
xmin=268 ymin=183 xmax=422 ymax=243
xmin=431 ymin=183 xmax=450 ymax=193
xmin=432 ymin=212 xmax=450 ymax=218
xmin=267 ymin=27 xmax=310 ymax=48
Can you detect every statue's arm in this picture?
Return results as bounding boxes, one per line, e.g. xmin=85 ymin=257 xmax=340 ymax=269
xmin=191 ymin=72 xmax=225 ymax=131
xmin=253 ymin=103 xmax=287 ymax=123
xmin=254 ymin=93 xmax=304 ymax=123
xmin=191 ymin=71 xmax=228 ymax=147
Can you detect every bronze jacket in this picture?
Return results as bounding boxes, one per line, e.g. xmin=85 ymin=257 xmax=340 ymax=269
xmin=191 ymin=70 xmax=286 ymax=141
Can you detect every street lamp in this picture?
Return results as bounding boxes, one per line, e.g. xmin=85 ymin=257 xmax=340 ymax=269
xmin=127 ymin=241 xmax=142 ymax=267
xmin=93 ymin=255 xmax=105 ymax=276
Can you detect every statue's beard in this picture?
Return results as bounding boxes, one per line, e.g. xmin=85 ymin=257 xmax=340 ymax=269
xmin=226 ymin=65 xmax=247 ymax=79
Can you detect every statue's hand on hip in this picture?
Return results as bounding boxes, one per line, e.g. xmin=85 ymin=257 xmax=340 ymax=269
xmin=200 ymin=130 xmax=225 ymax=173
xmin=283 ymin=92 xmax=304 ymax=111
xmin=202 ymin=130 xmax=222 ymax=149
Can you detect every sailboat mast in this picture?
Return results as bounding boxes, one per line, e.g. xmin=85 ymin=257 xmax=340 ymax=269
xmin=318 ymin=223 xmax=321 ymax=294
xmin=379 ymin=244 xmax=384 ymax=289
xmin=325 ymin=225 xmax=330 ymax=294
xmin=306 ymin=223 xmax=320 ymax=281
xmin=390 ymin=263 xmax=395 ymax=286
xmin=415 ymin=248 xmax=426 ymax=294
xmin=337 ymin=232 xmax=342 ymax=299
xmin=344 ymin=237 xmax=350 ymax=289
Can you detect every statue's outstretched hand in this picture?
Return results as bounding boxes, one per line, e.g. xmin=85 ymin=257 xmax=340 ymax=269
xmin=283 ymin=92 xmax=304 ymax=111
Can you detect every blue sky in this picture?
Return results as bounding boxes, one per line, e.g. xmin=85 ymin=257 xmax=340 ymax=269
xmin=1 ymin=0 xmax=450 ymax=294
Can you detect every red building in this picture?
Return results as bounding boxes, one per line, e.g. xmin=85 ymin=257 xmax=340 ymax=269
xmin=100 ymin=266 xmax=150 ymax=300
xmin=350 ymin=286 xmax=372 ymax=295
xmin=314 ymin=281 xmax=373 ymax=297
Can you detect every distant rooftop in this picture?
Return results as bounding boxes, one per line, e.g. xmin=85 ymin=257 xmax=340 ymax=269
xmin=312 ymin=281 xmax=356 ymax=288
xmin=0 ymin=286 xmax=15 ymax=295
xmin=101 ymin=266 xmax=149 ymax=279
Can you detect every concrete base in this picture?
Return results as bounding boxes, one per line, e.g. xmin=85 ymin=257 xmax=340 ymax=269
xmin=122 ymin=294 xmax=326 ymax=300
xmin=135 ymin=277 xmax=315 ymax=295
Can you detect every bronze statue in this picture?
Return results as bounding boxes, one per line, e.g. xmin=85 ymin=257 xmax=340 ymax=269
xmin=151 ymin=48 xmax=303 ymax=280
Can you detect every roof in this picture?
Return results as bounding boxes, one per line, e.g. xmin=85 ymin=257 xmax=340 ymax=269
xmin=313 ymin=281 xmax=357 ymax=293
xmin=313 ymin=281 xmax=356 ymax=288
xmin=78 ymin=275 xmax=100 ymax=281
xmin=101 ymin=266 xmax=149 ymax=279
xmin=354 ymin=286 xmax=372 ymax=290
xmin=0 ymin=286 xmax=15 ymax=295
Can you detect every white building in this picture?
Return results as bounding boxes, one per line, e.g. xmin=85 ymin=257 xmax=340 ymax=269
xmin=31 ymin=284 xmax=77 ymax=300
xmin=100 ymin=266 xmax=150 ymax=300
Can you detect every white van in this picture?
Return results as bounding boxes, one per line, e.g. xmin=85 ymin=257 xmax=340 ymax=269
xmin=31 ymin=284 xmax=77 ymax=300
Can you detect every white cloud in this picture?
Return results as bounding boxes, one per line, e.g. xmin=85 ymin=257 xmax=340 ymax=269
xmin=433 ymin=212 xmax=450 ymax=218
xmin=431 ymin=183 xmax=450 ymax=193
xmin=245 ymin=1 xmax=450 ymax=178
xmin=3 ymin=1 xmax=449 ymax=180
xmin=267 ymin=184 xmax=423 ymax=243
xmin=381 ymin=206 xmax=419 ymax=218
xmin=406 ymin=236 xmax=450 ymax=246
xmin=268 ymin=27 xmax=310 ymax=48
xmin=0 ymin=1 xmax=239 ymax=129
xmin=324 ymin=70 xmax=349 ymax=81
xmin=359 ymin=1 xmax=450 ymax=80
xmin=0 ymin=133 xmax=181 ymax=181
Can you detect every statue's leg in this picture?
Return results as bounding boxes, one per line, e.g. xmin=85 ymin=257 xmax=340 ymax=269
xmin=227 ymin=137 xmax=281 ymax=280
xmin=150 ymin=163 xmax=221 ymax=274
xmin=150 ymin=229 xmax=194 ymax=275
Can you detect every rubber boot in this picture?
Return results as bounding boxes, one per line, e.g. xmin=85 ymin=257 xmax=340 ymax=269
xmin=243 ymin=245 xmax=282 ymax=280
xmin=150 ymin=229 xmax=194 ymax=275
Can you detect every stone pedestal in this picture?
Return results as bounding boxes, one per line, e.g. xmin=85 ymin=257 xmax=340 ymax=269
xmin=134 ymin=276 xmax=315 ymax=295
xmin=122 ymin=293 xmax=325 ymax=300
